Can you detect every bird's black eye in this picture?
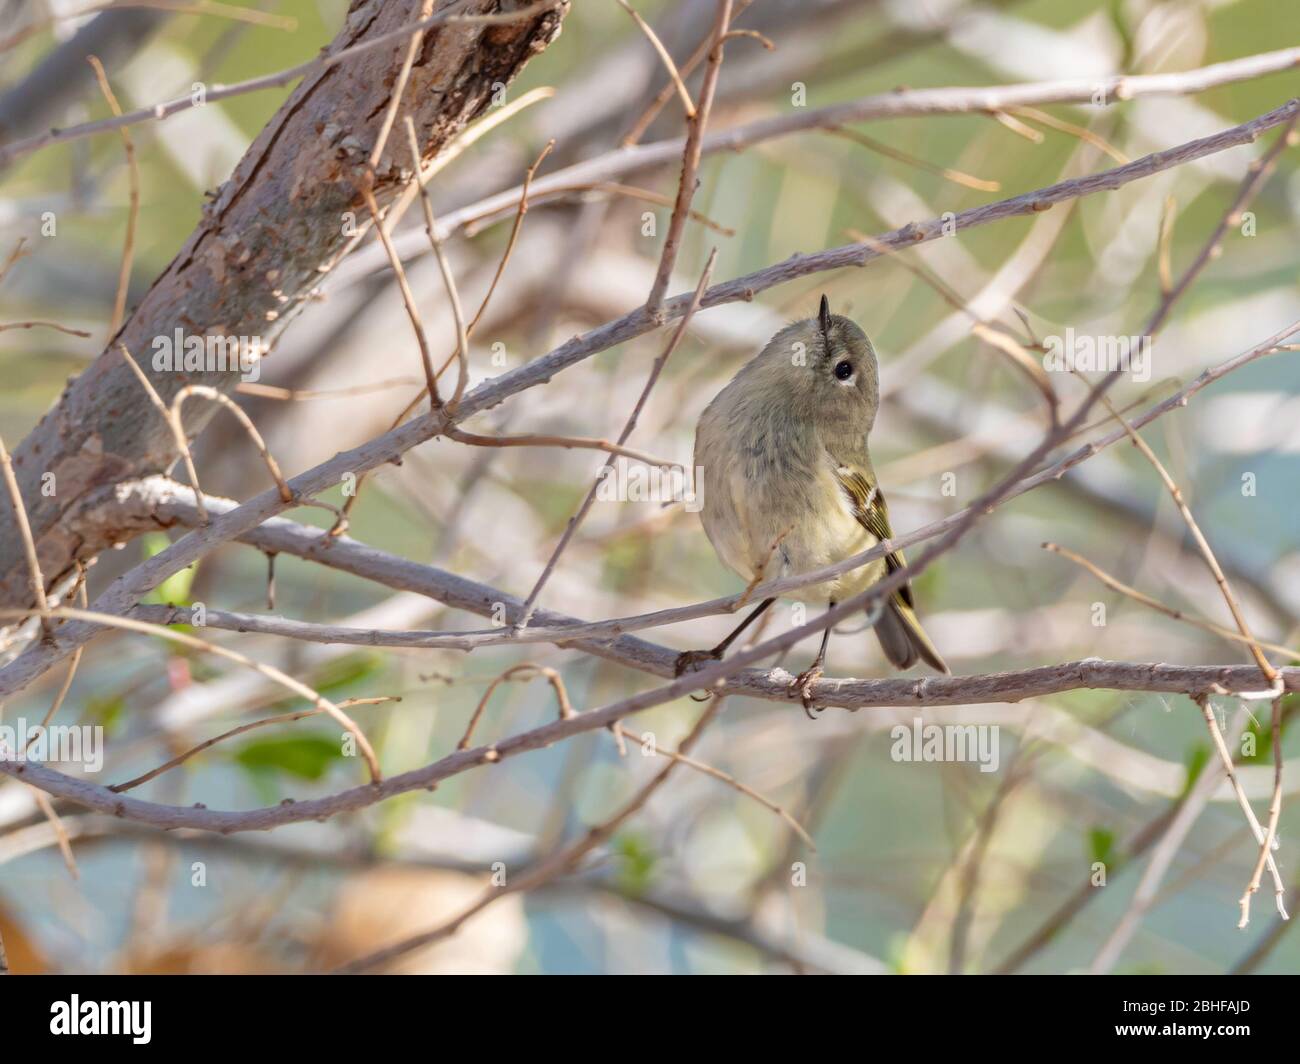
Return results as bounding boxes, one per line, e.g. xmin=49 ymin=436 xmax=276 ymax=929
xmin=834 ymin=360 xmax=853 ymax=381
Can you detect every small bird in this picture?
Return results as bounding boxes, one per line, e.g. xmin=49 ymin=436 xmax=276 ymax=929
xmin=676 ymin=295 xmax=948 ymax=714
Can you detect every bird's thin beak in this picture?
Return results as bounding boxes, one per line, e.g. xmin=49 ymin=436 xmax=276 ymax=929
xmin=819 ymin=294 xmax=831 ymax=336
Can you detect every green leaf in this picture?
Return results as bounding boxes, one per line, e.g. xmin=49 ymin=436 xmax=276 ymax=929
xmin=612 ymin=831 xmax=658 ymax=895
xmin=232 ymin=733 xmax=344 ymax=781
xmin=140 ymin=532 xmax=196 ymax=605
xmin=1088 ymin=826 xmax=1115 ymax=866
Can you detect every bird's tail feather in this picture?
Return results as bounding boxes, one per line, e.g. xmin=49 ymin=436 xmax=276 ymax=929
xmin=873 ymin=598 xmax=948 ymax=674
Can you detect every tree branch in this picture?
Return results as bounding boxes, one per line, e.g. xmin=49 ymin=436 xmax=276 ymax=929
xmin=1 ymin=660 xmax=1296 ymax=836
xmin=0 ymin=0 xmax=569 ymax=611
xmin=0 ymin=103 xmax=1294 ymax=700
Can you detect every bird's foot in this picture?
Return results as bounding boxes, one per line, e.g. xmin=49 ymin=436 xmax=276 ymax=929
xmin=791 ymin=664 xmax=824 ymax=720
xmin=673 ymin=647 xmax=722 ymax=677
xmin=674 ymin=648 xmax=723 ymax=702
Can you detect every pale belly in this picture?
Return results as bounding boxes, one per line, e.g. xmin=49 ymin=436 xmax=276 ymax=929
xmin=701 ymin=464 xmax=887 ymax=605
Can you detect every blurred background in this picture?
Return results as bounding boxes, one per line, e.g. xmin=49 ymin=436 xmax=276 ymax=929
xmin=1 ymin=0 xmax=1298 ymax=974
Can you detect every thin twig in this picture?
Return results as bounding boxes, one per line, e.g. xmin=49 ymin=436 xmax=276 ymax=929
xmin=988 ymin=110 xmax=1044 ymax=142
xmin=171 ymin=387 xmax=292 ymax=503
xmin=457 ymin=663 xmax=574 ymax=750
xmin=0 ymin=238 xmax=30 ymax=286
xmin=1005 ymin=105 xmax=1129 ymax=164
xmin=30 ymin=788 xmax=78 ymax=879
xmin=830 ymin=127 xmax=1001 ymax=191
xmin=619 ymin=725 xmax=816 ymax=849
xmin=0 ymin=321 xmax=91 ymax=337
xmin=1146 ymin=114 xmax=1299 ymax=335
xmin=403 ymin=115 xmax=469 ymax=410
xmin=340 ymin=139 xmax=553 ymax=523
xmin=27 ymin=563 xmax=88 ymax=748
xmin=118 ymin=345 xmax=208 ymax=523
xmin=1157 ymin=194 xmax=1177 ymax=295
xmin=615 ymin=0 xmax=695 ymax=118
xmin=516 ymin=249 xmax=717 ymax=629
xmin=1093 ymin=396 xmax=1277 ymax=682
xmin=367 ymin=0 xmax=436 ymax=172
xmin=448 ymin=428 xmax=681 ymax=469
xmin=465 ymin=140 xmax=554 ymax=338
xmin=337 ymin=693 xmax=731 ymax=972
xmin=1194 ymin=696 xmax=1287 ymax=925
xmin=620 ymin=0 xmax=757 ymax=146
xmin=0 ymin=435 xmax=52 ymax=639
xmin=0 ymin=606 xmax=383 ymax=783
xmin=110 ymin=696 xmax=398 ymax=793
xmin=1044 ymin=542 xmax=1299 ymax=660
xmin=1083 ymin=389 xmax=1288 ymax=924
xmin=1245 ymin=694 xmax=1288 ymax=927
xmin=7 ymin=39 xmax=1294 ymax=170
xmin=330 ymin=89 xmax=555 ymax=279
xmin=86 ymin=54 xmax=139 ymax=339
xmin=644 ymin=0 xmax=730 ymax=316
xmin=358 ymin=183 xmax=440 ymax=409
xmin=237 ymin=377 xmax=425 ymax=401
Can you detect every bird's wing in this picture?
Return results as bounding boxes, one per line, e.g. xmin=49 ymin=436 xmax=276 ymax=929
xmin=832 ymin=463 xmax=912 ymax=606
xmin=831 ymin=460 xmax=948 ymax=673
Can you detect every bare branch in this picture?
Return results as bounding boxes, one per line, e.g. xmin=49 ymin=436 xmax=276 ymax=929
xmin=119 ymin=345 xmax=209 ymax=524
xmin=1 ymin=108 xmax=1296 ymax=701
xmin=645 ymin=1 xmax=729 ymax=315
xmin=516 ymin=249 xmax=718 ymax=628
xmin=1088 ymin=703 xmax=1244 ymax=975
xmin=2 ymin=661 xmax=1297 ymax=837
xmin=0 ymin=0 xmax=569 ymax=613
xmin=404 ymin=115 xmax=470 ymax=410
xmin=359 ymin=182 xmax=443 ymax=411
xmin=615 ymin=0 xmax=696 ymax=119
xmin=1146 ymin=112 xmax=1298 ymax=335
xmin=1044 ymin=543 xmax=1298 ymax=660
xmin=0 ymin=606 xmax=383 ymax=783
xmin=109 ymin=696 xmax=398 ymax=794
xmin=457 ymin=664 xmax=574 ymax=750
xmin=0 ymin=0 xmax=572 ymax=166
xmin=448 ymin=428 xmax=680 ymax=469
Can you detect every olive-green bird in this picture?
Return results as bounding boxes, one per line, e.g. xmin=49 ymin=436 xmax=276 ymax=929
xmin=676 ymin=296 xmax=948 ymax=713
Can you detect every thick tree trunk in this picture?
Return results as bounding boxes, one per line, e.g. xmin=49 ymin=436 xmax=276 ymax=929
xmin=0 ymin=0 xmax=567 ymax=610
